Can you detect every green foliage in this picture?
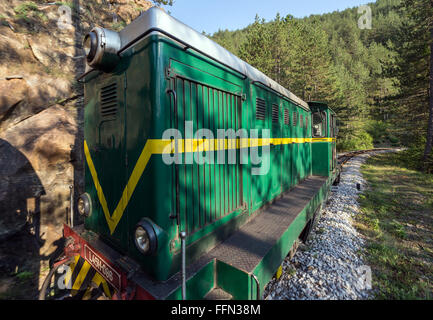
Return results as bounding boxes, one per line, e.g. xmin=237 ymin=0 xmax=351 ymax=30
xmin=111 ymin=21 xmax=127 ymax=32
xmin=13 ymin=1 xmax=48 ymax=23
xmin=390 ymin=0 xmax=433 ymax=169
xmin=388 ymin=220 xmax=407 ymax=239
xmin=211 ymin=0 xmax=403 ymax=150
xmin=15 ymin=271 xmax=34 ymax=281
xmin=55 ymin=2 xmax=76 ymax=10
xmin=398 ymin=136 xmax=433 ymax=173
xmin=0 ymin=14 xmax=8 ymax=26
xmin=365 ymin=120 xmax=400 ymax=146
xmin=14 ymin=2 xmax=39 ymax=16
xmin=337 ymin=130 xmax=374 ymax=151
xmin=212 ymin=28 xmax=247 ymax=54
xmin=152 ymin=0 xmax=174 ymax=6
xmin=356 ymin=152 xmax=433 ymax=299
xmin=210 ymin=0 xmax=432 ymax=169
xmin=366 ymin=120 xmax=389 ymax=142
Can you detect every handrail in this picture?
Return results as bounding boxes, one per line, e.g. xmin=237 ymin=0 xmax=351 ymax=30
xmin=250 ymin=272 xmax=261 ymax=300
xmin=69 ymin=185 xmax=74 ymax=228
xmin=180 ymin=231 xmax=187 ymax=300
xmin=167 ymin=89 xmax=180 ymax=225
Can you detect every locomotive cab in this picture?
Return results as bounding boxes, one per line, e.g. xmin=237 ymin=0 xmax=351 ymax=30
xmin=309 ymin=102 xmax=338 ymax=179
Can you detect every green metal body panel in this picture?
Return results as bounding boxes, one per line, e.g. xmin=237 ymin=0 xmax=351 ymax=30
xmin=82 ymin=33 xmax=338 ymax=298
xmin=216 ymin=260 xmax=251 ymax=300
xmin=167 ymin=260 xmax=216 ymax=300
xmin=310 ymin=102 xmax=337 ymax=177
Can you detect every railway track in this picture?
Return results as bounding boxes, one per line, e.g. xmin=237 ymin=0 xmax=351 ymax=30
xmin=337 ymin=148 xmax=391 ymax=165
xmin=265 ymin=149 xmax=373 ymax=300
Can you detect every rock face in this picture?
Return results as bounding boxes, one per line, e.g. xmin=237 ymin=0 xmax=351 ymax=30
xmin=1 ymin=104 xmax=78 ymax=229
xmin=0 ymin=0 xmax=153 ymax=296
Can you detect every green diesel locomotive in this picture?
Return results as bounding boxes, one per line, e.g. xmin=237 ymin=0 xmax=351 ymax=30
xmin=44 ymin=7 xmax=339 ymax=300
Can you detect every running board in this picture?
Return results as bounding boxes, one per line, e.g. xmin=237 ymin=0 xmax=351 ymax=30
xmin=204 ymin=288 xmax=233 ymax=300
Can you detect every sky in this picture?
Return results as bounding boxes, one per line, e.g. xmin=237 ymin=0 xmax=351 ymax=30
xmin=160 ymin=0 xmax=370 ymax=34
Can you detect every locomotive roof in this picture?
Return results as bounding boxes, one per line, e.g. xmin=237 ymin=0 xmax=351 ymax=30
xmin=117 ymin=7 xmax=310 ymax=110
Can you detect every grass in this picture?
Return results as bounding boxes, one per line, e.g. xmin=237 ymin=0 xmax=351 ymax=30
xmin=55 ymin=1 xmax=76 ymax=9
xmin=111 ymin=21 xmax=127 ymax=32
xmin=355 ymin=152 xmax=433 ymax=299
xmin=0 ymin=14 xmax=9 ymax=26
xmin=14 ymin=1 xmax=39 ymax=20
xmin=13 ymin=1 xmax=48 ymax=23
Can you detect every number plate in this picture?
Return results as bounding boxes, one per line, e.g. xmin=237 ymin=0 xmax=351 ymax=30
xmin=84 ymin=245 xmax=121 ymax=292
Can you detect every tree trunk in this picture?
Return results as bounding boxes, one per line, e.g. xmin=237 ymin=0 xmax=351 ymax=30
xmin=423 ymin=25 xmax=433 ymax=169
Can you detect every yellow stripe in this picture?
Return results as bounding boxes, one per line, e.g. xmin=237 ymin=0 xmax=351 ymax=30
xmin=82 ymin=272 xmax=112 ymax=299
xmin=84 ymin=141 xmax=113 ymax=233
xmin=154 ymin=138 xmax=329 ymax=153
xmin=64 ymin=255 xmax=80 ymax=288
xmin=312 ymin=138 xmax=335 ymax=142
xmin=71 ymin=261 xmax=91 ymax=291
xmin=100 ymin=276 xmax=112 ymax=298
xmin=85 ymin=137 xmax=335 ymax=234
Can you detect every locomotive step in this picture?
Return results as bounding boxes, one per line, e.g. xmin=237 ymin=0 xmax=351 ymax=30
xmin=206 ymin=175 xmax=327 ymax=274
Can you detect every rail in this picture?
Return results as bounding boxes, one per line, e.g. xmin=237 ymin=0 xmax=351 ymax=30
xmin=337 ymin=148 xmax=391 ymax=166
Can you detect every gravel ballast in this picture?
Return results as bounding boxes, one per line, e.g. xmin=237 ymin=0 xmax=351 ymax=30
xmin=264 ymin=153 xmax=375 ymax=300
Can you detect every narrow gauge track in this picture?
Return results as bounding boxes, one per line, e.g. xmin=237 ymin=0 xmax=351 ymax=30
xmin=338 ymin=148 xmax=391 ymax=165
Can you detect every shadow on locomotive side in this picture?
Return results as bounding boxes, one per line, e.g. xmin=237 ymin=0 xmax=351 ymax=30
xmin=40 ymin=7 xmax=340 ymax=300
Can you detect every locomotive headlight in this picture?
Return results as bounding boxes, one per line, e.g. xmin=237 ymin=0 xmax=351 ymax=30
xmin=134 ymin=219 xmax=158 ymax=255
xmin=83 ymin=27 xmax=121 ymax=72
xmin=135 ymin=227 xmax=150 ymax=254
xmin=83 ymin=31 xmax=98 ymax=63
xmin=77 ymin=193 xmax=92 ymax=216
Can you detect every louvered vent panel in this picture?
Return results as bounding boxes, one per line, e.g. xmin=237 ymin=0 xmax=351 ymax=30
xmin=272 ymin=104 xmax=279 ymax=123
xmin=293 ymin=112 xmax=297 ymax=126
xmin=256 ymin=98 xmax=266 ymax=120
xmin=100 ymin=83 xmax=118 ymax=118
xmin=300 ymin=114 xmax=303 ymax=127
xmin=284 ymin=109 xmax=290 ymax=125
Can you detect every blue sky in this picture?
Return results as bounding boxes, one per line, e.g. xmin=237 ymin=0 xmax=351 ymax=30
xmin=161 ymin=0 xmax=370 ymax=34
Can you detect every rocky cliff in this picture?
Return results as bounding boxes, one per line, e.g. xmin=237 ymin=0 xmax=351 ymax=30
xmin=0 ymin=0 xmax=153 ymax=299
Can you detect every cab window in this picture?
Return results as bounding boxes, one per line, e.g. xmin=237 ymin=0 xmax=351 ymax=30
xmin=312 ymin=112 xmax=327 ymax=137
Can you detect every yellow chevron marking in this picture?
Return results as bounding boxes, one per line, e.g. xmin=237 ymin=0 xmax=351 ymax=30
xmin=82 ymin=272 xmax=112 ymax=300
xmin=64 ymin=255 xmax=80 ymax=288
xmin=84 ymin=141 xmax=113 ymax=233
xmin=71 ymin=260 xmax=91 ymax=291
xmin=85 ymin=137 xmax=334 ymax=234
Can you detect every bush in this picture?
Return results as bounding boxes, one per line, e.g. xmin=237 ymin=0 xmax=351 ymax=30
xmin=397 ymin=137 xmax=433 ymax=173
xmin=14 ymin=2 xmax=38 ymax=15
xmin=365 ymin=120 xmax=400 ymax=147
xmin=389 ymin=136 xmax=399 ymax=144
xmin=365 ymin=120 xmax=389 ymax=141
xmin=337 ymin=130 xmax=374 ymax=152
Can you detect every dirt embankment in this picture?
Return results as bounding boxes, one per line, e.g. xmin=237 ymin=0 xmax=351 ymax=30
xmin=0 ymin=0 xmax=152 ymax=299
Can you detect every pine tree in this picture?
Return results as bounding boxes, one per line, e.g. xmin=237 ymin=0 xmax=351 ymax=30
xmin=393 ymin=0 xmax=433 ymax=170
xmin=238 ymin=15 xmax=273 ymax=76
